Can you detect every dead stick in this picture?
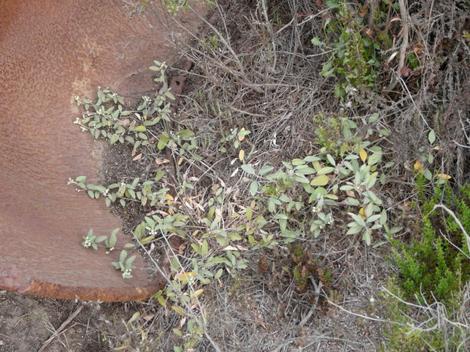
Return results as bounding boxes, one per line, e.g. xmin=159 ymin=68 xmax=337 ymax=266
xmin=432 ymin=204 xmax=470 ymax=254
xmin=398 ymin=0 xmax=409 ymax=75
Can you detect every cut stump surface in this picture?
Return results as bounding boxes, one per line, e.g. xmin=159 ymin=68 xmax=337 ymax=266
xmin=0 ymin=0 xmax=203 ymax=302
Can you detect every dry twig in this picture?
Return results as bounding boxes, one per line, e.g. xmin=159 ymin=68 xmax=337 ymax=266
xmin=37 ymin=305 xmax=83 ymax=352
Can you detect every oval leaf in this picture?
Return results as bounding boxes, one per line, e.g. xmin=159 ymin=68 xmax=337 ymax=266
xmin=310 ymin=174 xmax=329 ymax=186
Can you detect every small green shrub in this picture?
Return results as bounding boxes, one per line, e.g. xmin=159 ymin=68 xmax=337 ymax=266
xmin=391 ymin=178 xmax=470 ymax=306
xmin=313 ymin=1 xmax=381 ymax=98
xmin=384 ymin=180 xmax=469 ymax=351
xmin=238 ymin=114 xmax=400 ymax=245
xmin=313 ymin=113 xmax=390 ymax=157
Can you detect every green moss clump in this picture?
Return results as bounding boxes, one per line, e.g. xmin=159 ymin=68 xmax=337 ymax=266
xmin=382 ymin=280 xmax=465 ymax=352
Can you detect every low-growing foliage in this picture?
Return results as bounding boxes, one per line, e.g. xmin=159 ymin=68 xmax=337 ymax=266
xmin=71 ymin=106 xmax=396 ymax=347
xmin=241 ymin=114 xmax=395 ymax=245
xmin=383 ymin=280 xmax=468 ymax=352
xmin=391 ymin=179 xmax=470 ymax=306
xmin=112 ymin=250 xmax=137 ymax=279
xmin=82 ymin=228 xmax=119 ymax=252
xmin=70 ymin=61 xmax=250 ymax=350
xmin=313 ymin=113 xmax=391 ymax=156
xmin=69 ymin=176 xmax=170 ymax=209
xmin=74 ymin=72 xmax=174 ymax=154
xmin=81 ymin=228 xmax=136 ymax=279
xmin=312 ymin=1 xmax=382 ymax=98
xmin=73 ymin=61 xmax=198 ymax=161
xmin=384 ymin=180 xmax=469 ymax=350
xmin=163 ymin=0 xmax=214 ymax=15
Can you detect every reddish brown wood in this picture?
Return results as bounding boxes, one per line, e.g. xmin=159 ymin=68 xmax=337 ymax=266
xmin=0 ymin=0 xmax=201 ymax=301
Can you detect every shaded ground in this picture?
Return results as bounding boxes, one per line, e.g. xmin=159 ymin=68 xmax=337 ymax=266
xmin=0 ymin=291 xmax=101 ymax=352
xmin=0 ymin=291 xmax=154 ymax=352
